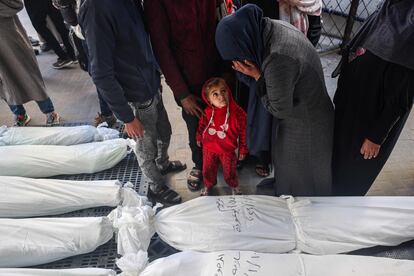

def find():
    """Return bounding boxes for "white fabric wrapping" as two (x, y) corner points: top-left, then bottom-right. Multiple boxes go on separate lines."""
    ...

(0, 124), (119, 146)
(0, 176), (145, 217)
(117, 251), (414, 276)
(0, 268), (116, 276)
(291, 196), (414, 254)
(0, 139), (128, 177)
(123, 195), (414, 254)
(0, 217), (114, 267)
(121, 195), (297, 252)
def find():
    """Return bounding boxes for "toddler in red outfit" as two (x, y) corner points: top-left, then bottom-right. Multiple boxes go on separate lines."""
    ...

(196, 77), (248, 196)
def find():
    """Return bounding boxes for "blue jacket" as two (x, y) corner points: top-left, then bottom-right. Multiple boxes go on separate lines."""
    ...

(79, 0), (160, 123)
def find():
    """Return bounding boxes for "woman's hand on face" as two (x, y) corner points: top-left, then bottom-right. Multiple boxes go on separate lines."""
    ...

(232, 60), (261, 81)
(360, 138), (381, 160)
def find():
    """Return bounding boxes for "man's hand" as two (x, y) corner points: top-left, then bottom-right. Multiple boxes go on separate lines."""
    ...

(124, 117), (145, 139)
(360, 138), (381, 159)
(232, 60), (261, 81)
(181, 94), (204, 118)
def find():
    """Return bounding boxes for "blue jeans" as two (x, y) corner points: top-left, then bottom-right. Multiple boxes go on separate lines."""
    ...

(8, 97), (54, 116)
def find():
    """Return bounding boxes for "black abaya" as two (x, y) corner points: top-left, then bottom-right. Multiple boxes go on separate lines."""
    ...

(333, 50), (414, 196)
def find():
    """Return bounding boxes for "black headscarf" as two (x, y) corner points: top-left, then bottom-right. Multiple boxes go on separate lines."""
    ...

(348, 0), (414, 70)
(215, 4), (272, 155)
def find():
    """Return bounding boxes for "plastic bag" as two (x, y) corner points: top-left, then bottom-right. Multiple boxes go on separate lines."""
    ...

(0, 124), (119, 146)
(0, 268), (116, 276)
(0, 176), (145, 218)
(117, 251), (414, 276)
(120, 195), (414, 254)
(0, 139), (128, 177)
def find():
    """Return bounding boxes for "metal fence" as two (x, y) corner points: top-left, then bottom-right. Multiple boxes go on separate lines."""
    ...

(317, 0), (381, 53)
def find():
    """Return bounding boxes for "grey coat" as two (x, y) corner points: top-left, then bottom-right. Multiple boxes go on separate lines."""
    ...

(0, 0), (48, 105)
(259, 19), (334, 195)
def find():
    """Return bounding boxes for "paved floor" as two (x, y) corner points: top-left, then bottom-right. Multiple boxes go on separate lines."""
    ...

(1, 11), (413, 201)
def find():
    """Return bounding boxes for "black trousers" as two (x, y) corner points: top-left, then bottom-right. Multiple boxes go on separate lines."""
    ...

(24, 0), (75, 60)
(178, 85), (204, 170)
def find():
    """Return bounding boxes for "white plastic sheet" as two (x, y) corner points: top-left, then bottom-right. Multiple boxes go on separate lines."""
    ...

(0, 268), (116, 276)
(0, 124), (119, 146)
(0, 176), (145, 217)
(117, 251), (414, 276)
(122, 195), (414, 254)
(0, 217), (114, 267)
(0, 139), (128, 177)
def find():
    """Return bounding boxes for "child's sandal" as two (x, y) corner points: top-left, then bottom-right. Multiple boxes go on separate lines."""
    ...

(200, 187), (211, 196)
(232, 187), (242, 195)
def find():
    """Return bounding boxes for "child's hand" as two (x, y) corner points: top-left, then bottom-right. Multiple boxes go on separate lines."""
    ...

(238, 154), (246, 161)
(196, 141), (201, 147)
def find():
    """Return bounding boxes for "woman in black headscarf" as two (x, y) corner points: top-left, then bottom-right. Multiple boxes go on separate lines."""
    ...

(332, 0), (414, 196)
(215, 4), (334, 196)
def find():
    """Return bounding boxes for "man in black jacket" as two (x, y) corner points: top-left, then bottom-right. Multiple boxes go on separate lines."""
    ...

(79, 0), (185, 205)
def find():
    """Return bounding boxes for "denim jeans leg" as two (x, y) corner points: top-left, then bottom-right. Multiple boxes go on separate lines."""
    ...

(155, 94), (172, 170)
(8, 104), (26, 116)
(36, 97), (55, 114)
(130, 95), (165, 191)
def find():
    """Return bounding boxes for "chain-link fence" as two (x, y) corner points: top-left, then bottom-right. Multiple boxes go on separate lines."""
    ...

(317, 0), (381, 53)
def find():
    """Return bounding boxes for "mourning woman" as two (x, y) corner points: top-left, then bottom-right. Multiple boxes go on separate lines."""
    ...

(215, 4), (334, 196)
(332, 0), (414, 195)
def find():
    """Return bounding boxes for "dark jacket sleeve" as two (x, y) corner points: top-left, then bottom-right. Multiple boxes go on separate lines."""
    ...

(366, 65), (413, 145)
(257, 54), (300, 119)
(144, 0), (190, 101)
(79, 1), (135, 123)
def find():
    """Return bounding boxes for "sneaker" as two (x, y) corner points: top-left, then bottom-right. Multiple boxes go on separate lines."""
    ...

(232, 187), (242, 195)
(46, 112), (60, 126)
(94, 112), (117, 128)
(14, 114), (31, 126)
(52, 58), (73, 69)
(41, 43), (51, 52)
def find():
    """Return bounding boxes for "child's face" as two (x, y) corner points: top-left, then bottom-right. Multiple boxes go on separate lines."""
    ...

(207, 83), (229, 108)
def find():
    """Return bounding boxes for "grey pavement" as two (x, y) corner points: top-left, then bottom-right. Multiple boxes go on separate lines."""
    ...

(1, 10), (413, 201)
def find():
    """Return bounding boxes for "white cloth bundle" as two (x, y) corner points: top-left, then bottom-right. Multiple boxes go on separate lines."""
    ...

(0, 124), (119, 146)
(0, 176), (145, 217)
(0, 139), (128, 177)
(0, 217), (114, 267)
(117, 251), (414, 276)
(0, 207), (147, 267)
(0, 268), (116, 276)
(120, 195), (414, 254)
(291, 196), (414, 254)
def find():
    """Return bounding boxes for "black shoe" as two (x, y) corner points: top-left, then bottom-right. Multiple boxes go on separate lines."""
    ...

(41, 43), (51, 52)
(29, 36), (40, 47)
(52, 57), (73, 69)
(148, 185), (182, 206)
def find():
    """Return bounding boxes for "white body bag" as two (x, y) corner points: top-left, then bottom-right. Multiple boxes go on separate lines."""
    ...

(0, 268), (116, 276)
(0, 139), (128, 177)
(0, 125), (119, 146)
(121, 195), (414, 254)
(0, 176), (144, 217)
(118, 251), (414, 276)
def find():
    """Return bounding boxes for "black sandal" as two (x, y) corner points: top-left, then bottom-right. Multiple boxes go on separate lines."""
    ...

(255, 164), (270, 178)
(187, 168), (202, 191)
(149, 185), (182, 206)
(160, 160), (187, 175)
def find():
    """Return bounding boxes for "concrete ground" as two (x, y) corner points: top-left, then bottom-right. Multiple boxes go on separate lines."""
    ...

(1, 10), (413, 201)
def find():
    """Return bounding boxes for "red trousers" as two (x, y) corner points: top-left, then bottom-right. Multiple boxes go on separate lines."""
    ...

(202, 149), (238, 188)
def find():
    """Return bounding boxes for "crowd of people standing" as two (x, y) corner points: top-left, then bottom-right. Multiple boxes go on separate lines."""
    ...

(0, 0), (412, 205)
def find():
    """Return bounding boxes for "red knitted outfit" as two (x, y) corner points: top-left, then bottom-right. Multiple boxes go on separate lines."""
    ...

(196, 81), (248, 189)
